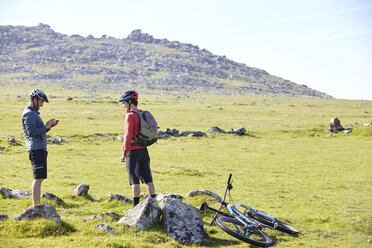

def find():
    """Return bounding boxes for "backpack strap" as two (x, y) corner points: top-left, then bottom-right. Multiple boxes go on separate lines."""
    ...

(129, 110), (141, 144)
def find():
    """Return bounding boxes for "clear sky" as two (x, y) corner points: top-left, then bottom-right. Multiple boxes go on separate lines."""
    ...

(1, 0), (371, 100)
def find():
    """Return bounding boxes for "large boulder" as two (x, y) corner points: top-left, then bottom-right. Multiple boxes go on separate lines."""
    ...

(155, 193), (183, 202)
(186, 189), (222, 202)
(15, 204), (61, 222)
(73, 184), (89, 196)
(0, 187), (31, 199)
(117, 197), (161, 229)
(159, 198), (207, 243)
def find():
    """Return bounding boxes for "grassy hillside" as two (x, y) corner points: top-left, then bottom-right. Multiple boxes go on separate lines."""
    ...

(0, 87), (371, 247)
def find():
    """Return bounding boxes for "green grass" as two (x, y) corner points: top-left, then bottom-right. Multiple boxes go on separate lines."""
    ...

(0, 87), (371, 247)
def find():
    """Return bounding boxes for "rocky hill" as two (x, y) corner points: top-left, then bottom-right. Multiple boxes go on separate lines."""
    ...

(0, 23), (331, 98)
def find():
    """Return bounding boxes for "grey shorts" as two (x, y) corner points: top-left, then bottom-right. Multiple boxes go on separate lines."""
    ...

(126, 148), (153, 185)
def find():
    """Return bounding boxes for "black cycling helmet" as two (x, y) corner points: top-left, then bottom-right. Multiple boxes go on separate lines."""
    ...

(119, 91), (138, 102)
(29, 89), (49, 103)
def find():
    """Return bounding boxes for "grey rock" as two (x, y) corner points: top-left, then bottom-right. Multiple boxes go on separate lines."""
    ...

(181, 131), (206, 137)
(117, 135), (124, 141)
(66, 97), (73, 100)
(95, 223), (118, 234)
(186, 189), (222, 202)
(159, 198), (207, 243)
(1, 187), (31, 199)
(0, 214), (8, 221)
(47, 138), (60, 144)
(95, 133), (114, 139)
(226, 128), (235, 133)
(234, 127), (246, 135)
(206, 127), (225, 133)
(108, 194), (133, 204)
(155, 193), (183, 202)
(8, 137), (15, 143)
(342, 129), (352, 134)
(165, 128), (179, 135)
(42, 192), (65, 204)
(73, 184), (89, 196)
(117, 197), (161, 229)
(15, 204), (61, 222)
(158, 131), (170, 139)
(84, 212), (121, 222)
(329, 118), (344, 132)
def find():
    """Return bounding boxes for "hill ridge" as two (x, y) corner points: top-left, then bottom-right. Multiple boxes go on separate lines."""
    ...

(0, 23), (331, 98)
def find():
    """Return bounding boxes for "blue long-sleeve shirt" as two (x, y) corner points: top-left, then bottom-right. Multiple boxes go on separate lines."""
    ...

(21, 106), (49, 151)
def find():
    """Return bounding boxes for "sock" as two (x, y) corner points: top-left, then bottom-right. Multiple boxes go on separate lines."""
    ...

(33, 200), (41, 206)
(133, 197), (140, 207)
(150, 194), (157, 198)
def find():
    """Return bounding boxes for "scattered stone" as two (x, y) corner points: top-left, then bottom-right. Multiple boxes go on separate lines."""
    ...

(234, 127), (247, 135)
(73, 184), (89, 196)
(182, 131), (206, 137)
(206, 127), (225, 133)
(42, 192), (65, 204)
(329, 117), (345, 132)
(15, 204), (61, 222)
(66, 97), (73, 101)
(226, 128), (235, 134)
(186, 189), (222, 202)
(95, 224), (118, 234)
(95, 133), (114, 139)
(160, 198), (207, 243)
(117, 197), (161, 229)
(183, 169), (201, 173)
(117, 135), (124, 141)
(107, 194), (133, 204)
(0, 187), (31, 199)
(342, 129), (352, 134)
(363, 123), (371, 127)
(58, 138), (69, 143)
(0, 214), (8, 221)
(84, 212), (121, 222)
(158, 131), (170, 139)
(47, 138), (60, 144)
(165, 128), (179, 136)
(8, 137), (15, 143)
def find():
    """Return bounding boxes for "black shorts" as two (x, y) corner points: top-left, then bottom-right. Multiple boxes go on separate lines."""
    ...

(126, 148), (153, 185)
(28, 149), (48, 179)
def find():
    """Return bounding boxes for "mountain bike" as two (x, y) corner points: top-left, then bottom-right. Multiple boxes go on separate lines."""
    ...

(200, 174), (299, 247)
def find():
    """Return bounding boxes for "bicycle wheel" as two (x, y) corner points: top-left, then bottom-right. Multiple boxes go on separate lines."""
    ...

(249, 213), (300, 235)
(216, 216), (274, 247)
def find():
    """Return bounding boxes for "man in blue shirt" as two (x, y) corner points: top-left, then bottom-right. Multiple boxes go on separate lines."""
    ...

(21, 89), (58, 206)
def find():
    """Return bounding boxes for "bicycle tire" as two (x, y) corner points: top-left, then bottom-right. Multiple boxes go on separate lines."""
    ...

(249, 214), (300, 235)
(216, 216), (274, 247)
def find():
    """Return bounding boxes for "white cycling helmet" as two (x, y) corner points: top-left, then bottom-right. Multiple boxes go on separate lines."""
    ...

(29, 89), (49, 103)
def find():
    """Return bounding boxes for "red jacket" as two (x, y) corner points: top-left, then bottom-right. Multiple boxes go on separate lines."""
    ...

(122, 111), (145, 156)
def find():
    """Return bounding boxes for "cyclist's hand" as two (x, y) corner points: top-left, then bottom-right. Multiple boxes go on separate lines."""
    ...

(45, 119), (56, 129)
(120, 155), (126, 163)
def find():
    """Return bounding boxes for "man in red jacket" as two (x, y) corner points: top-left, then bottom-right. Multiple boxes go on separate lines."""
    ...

(119, 91), (156, 207)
